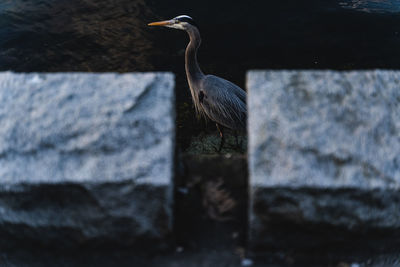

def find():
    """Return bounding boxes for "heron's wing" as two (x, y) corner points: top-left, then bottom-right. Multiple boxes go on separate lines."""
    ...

(199, 75), (247, 131)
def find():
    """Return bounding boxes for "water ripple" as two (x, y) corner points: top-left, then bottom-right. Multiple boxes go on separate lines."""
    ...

(339, 0), (400, 13)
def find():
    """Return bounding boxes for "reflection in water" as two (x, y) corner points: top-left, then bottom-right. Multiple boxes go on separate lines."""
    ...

(339, 0), (400, 13)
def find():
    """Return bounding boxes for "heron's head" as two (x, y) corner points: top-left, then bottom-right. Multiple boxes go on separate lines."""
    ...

(148, 15), (198, 31)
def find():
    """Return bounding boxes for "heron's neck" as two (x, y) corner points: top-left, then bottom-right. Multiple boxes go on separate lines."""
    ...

(185, 27), (204, 86)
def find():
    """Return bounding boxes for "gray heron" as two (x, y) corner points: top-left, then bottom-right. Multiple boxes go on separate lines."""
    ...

(148, 15), (247, 151)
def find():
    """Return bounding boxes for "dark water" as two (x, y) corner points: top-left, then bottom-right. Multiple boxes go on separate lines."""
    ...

(1, 0), (400, 148)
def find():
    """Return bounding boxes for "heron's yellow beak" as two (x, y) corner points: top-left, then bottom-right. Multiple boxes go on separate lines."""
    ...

(148, 20), (173, 27)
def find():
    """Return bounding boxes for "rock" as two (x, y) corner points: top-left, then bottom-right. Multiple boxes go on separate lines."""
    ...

(0, 72), (175, 249)
(247, 70), (400, 251)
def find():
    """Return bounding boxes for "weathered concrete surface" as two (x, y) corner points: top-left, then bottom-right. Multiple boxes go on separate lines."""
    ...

(0, 72), (175, 249)
(247, 70), (400, 251)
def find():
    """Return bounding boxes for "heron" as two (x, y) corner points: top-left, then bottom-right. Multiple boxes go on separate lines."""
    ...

(148, 15), (247, 151)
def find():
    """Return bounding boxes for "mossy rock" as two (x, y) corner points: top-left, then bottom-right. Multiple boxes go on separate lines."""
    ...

(185, 133), (247, 154)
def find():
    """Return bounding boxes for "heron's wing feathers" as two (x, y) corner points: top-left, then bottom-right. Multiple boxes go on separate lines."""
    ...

(199, 75), (247, 131)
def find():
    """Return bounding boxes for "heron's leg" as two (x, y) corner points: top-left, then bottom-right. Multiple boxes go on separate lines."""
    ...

(216, 123), (225, 152)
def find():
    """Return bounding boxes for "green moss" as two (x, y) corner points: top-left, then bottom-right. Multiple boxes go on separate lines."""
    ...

(185, 133), (247, 155)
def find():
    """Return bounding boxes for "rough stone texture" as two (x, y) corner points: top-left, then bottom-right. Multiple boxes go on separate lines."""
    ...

(0, 72), (175, 249)
(247, 70), (400, 251)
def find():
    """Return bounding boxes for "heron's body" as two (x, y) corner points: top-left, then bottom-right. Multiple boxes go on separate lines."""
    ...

(198, 75), (246, 131)
(149, 15), (247, 150)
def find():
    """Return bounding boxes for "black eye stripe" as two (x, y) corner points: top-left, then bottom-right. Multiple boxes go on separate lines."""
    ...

(176, 17), (198, 27)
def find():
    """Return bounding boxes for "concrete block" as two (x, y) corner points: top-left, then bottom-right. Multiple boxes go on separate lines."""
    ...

(248, 70), (400, 251)
(0, 72), (175, 249)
